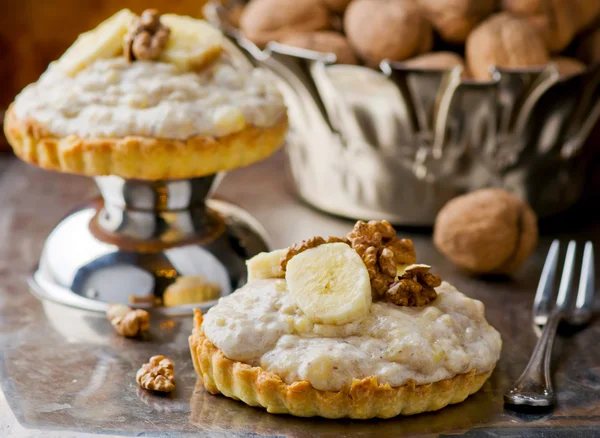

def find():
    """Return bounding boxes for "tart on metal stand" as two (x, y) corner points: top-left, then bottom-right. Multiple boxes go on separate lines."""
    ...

(190, 221), (502, 419)
(3, 9), (288, 315)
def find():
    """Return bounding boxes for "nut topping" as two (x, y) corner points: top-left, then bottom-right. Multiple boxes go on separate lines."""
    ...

(107, 303), (150, 337)
(347, 220), (416, 299)
(387, 264), (441, 306)
(124, 9), (170, 62)
(136, 355), (175, 393)
(379, 247), (397, 277)
(280, 220), (440, 307)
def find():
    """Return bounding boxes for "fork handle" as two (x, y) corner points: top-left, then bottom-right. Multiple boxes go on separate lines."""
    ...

(504, 311), (561, 407)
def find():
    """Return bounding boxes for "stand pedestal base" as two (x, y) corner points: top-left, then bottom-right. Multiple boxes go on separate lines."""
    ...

(29, 176), (270, 315)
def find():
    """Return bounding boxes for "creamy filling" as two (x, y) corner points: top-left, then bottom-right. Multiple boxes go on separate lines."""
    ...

(13, 56), (285, 140)
(203, 279), (502, 392)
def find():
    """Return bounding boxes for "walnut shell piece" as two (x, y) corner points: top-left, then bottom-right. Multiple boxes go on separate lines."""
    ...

(386, 264), (441, 306)
(417, 0), (496, 44)
(124, 9), (170, 62)
(279, 31), (358, 65)
(466, 13), (550, 81)
(240, 0), (331, 48)
(433, 188), (539, 275)
(136, 355), (175, 393)
(344, 0), (433, 65)
(106, 303), (150, 337)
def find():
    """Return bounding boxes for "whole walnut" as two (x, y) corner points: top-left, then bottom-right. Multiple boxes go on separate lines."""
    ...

(322, 0), (352, 14)
(226, 4), (245, 29)
(344, 0), (433, 65)
(466, 13), (549, 80)
(279, 31), (358, 65)
(240, 0), (331, 48)
(550, 57), (587, 77)
(576, 27), (600, 65)
(433, 188), (539, 275)
(576, 1), (600, 30)
(502, 0), (600, 52)
(417, 0), (496, 44)
(402, 52), (465, 70)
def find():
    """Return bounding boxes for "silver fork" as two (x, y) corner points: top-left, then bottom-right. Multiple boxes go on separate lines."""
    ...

(504, 240), (595, 407)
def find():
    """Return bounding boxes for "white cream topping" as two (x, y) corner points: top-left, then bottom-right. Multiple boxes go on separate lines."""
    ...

(203, 279), (501, 392)
(13, 56), (285, 140)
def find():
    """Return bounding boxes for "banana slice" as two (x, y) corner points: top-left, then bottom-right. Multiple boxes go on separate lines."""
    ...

(159, 14), (223, 71)
(56, 9), (136, 76)
(285, 243), (372, 325)
(246, 249), (288, 281)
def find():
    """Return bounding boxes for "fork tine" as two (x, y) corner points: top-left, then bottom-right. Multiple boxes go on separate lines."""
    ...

(570, 241), (595, 325)
(506, 240), (594, 407)
(533, 240), (560, 325)
(556, 240), (577, 310)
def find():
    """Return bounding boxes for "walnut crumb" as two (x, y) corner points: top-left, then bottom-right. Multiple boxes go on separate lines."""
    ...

(124, 9), (170, 62)
(107, 303), (150, 337)
(347, 220), (417, 299)
(280, 236), (349, 271)
(386, 264), (441, 306)
(136, 355), (175, 393)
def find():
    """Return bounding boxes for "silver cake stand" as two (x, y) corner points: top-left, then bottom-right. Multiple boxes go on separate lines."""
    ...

(28, 174), (271, 316)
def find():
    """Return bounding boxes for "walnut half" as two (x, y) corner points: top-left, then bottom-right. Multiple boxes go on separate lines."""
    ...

(136, 355), (175, 393)
(107, 303), (150, 337)
(386, 264), (441, 306)
(347, 220), (417, 299)
(124, 9), (170, 62)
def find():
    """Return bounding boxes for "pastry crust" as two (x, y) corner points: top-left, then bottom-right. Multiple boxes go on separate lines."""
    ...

(3, 105), (287, 180)
(189, 309), (494, 419)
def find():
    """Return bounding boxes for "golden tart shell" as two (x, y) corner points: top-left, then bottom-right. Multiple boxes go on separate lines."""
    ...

(189, 309), (494, 419)
(3, 105), (287, 180)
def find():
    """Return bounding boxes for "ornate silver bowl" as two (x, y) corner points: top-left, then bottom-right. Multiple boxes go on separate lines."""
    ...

(205, 2), (600, 226)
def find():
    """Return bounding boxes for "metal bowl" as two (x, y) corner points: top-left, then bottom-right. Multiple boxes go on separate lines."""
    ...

(205, 1), (600, 226)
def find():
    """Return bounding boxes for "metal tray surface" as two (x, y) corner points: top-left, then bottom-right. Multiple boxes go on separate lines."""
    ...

(1, 153), (599, 437)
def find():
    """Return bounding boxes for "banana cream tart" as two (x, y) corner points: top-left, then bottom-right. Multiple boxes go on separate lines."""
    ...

(12, 52), (284, 140)
(4, 9), (287, 180)
(190, 221), (502, 419)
